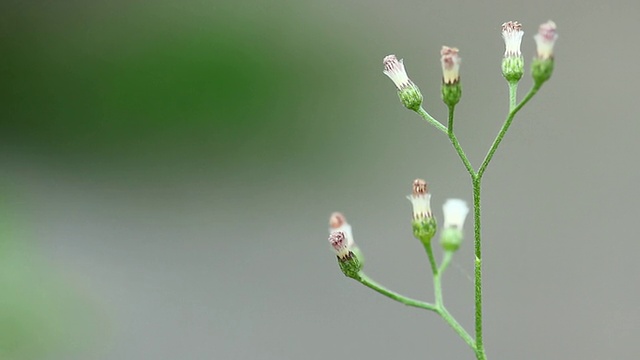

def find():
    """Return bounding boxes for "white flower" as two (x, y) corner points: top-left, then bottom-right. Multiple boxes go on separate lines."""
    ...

(406, 179), (432, 220)
(502, 21), (524, 58)
(534, 20), (558, 60)
(383, 54), (414, 90)
(440, 46), (461, 84)
(442, 199), (469, 230)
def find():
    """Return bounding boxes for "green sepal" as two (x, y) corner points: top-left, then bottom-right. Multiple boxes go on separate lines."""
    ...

(412, 217), (437, 246)
(440, 227), (463, 252)
(441, 82), (462, 107)
(337, 249), (363, 280)
(398, 85), (423, 111)
(531, 58), (554, 86)
(502, 57), (524, 83)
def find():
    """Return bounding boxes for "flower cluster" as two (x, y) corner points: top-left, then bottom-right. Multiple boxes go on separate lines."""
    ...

(325, 21), (558, 358)
(380, 20), (556, 112)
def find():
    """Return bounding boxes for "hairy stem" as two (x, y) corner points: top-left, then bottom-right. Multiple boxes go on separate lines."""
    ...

(472, 176), (486, 360)
(416, 107), (448, 134)
(509, 81), (518, 111)
(477, 83), (541, 177)
(447, 106), (476, 178)
(467, 82), (542, 360)
(407, 81), (542, 360)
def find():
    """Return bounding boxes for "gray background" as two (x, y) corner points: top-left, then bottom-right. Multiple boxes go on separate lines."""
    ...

(1, 0), (639, 359)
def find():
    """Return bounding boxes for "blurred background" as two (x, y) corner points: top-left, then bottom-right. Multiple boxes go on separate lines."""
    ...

(1, 0), (639, 359)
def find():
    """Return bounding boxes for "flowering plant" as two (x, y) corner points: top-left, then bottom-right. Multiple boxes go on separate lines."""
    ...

(327, 20), (557, 360)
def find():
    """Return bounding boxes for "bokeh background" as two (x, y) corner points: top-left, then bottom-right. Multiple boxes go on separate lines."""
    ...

(1, 0), (639, 359)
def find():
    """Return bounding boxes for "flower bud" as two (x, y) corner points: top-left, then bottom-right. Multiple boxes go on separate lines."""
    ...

(532, 20), (557, 86)
(501, 21), (524, 83)
(440, 46), (462, 107)
(383, 55), (423, 111)
(328, 213), (362, 279)
(328, 231), (362, 279)
(534, 20), (557, 61)
(407, 179), (437, 245)
(439, 199), (469, 252)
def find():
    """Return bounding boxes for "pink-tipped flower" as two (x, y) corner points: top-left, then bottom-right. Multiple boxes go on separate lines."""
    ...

(383, 55), (413, 90)
(501, 21), (524, 82)
(440, 46), (462, 107)
(328, 231), (352, 260)
(531, 20), (557, 85)
(440, 46), (461, 85)
(328, 213), (363, 278)
(407, 179), (432, 220)
(534, 20), (558, 60)
(407, 179), (437, 244)
(502, 21), (524, 58)
(329, 212), (354, 249)
(383, 55), (423, 111)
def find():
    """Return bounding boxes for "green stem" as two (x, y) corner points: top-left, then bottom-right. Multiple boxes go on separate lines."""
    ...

(433, 251), (452, 306)
(358, 270), (476, 352)
(472, 176), (486, 360)
(433, 266), (444, 308)
(469, 82), (541, 360)
(423, 242), (439, 276)
(447, 105), (476, 178)
(509, 81), (518, 111)
(432, 250), (476, 352)
(439, 306), (477, 352)
(438, 250), (453, 275)
(477, 83), (541, 178)
(407, 82), (541, 360)
(416, 107), (448, 134)
(357, 272), (438, 312)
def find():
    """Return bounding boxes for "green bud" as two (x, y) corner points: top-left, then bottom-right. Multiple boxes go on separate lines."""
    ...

(412, 217), (437, 245)
(398, 85), (423, 111)
(502, 56), (524, 83)
(531, 58), (554, 86)
(441, 82), (462, 108)
(337, 249), (363, 280)
(440, 227), (463, 252)
(329, 231), (363, 279)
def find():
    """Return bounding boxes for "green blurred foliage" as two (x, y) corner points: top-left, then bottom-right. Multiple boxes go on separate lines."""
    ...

(0, 1), (364, 171)
(0, 195), (100, 359)
(0, 2), (369, 356)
